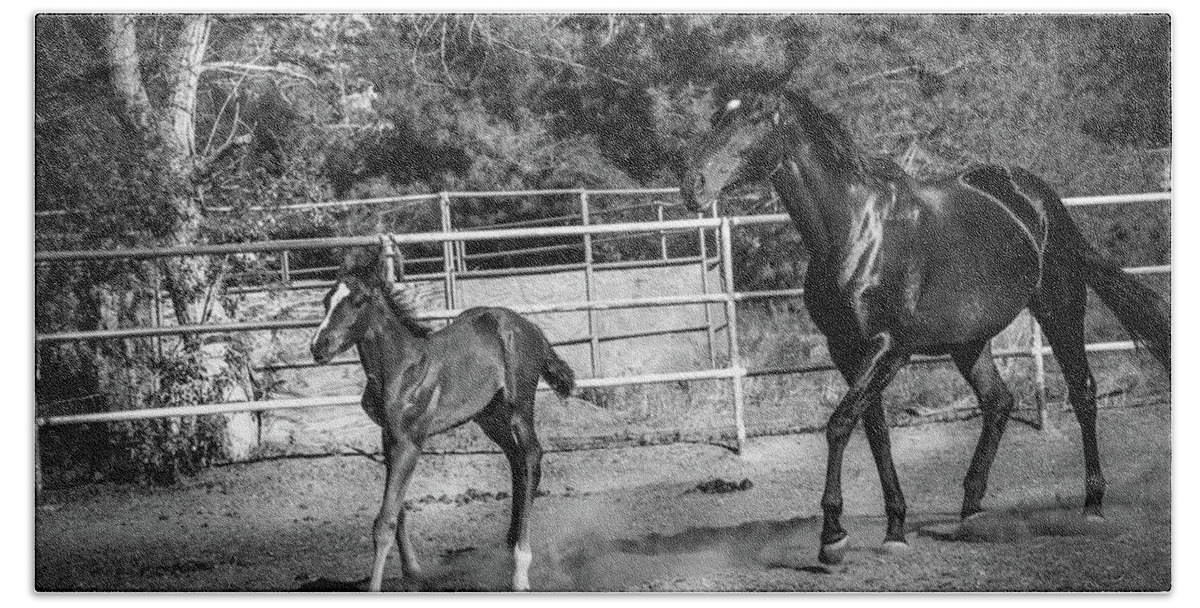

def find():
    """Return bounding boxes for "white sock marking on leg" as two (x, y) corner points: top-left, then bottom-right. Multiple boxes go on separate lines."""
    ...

(512, 540), (532, 591)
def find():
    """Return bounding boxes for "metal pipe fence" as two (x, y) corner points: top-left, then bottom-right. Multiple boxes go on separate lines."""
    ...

(35, 188), (1171, 457)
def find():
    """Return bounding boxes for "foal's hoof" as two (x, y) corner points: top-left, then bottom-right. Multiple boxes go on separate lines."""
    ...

(818, 536), (849, 565)
(880, 540), (909, 555)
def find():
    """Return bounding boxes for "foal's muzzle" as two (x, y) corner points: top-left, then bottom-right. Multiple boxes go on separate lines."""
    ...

(310, 335), (334, 365)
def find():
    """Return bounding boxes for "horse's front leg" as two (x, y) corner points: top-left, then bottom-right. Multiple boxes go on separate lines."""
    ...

(369, 428), (423, 592)
(819, 333), (910, 565)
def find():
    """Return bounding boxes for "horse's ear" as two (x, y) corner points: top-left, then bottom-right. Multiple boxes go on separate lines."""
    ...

(772, 110), (781, 125)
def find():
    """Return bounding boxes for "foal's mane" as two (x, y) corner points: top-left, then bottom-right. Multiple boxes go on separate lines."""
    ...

(383, 284), (433, 339)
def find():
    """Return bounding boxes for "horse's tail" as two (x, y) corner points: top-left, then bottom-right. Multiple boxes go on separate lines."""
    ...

(541, 343), (576, 399)
(1022, 168), (1171, 372)
(1077, 248), (1171, 370)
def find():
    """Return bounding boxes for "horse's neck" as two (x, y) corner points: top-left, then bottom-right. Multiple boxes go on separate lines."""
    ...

(772, 150), (868, 265)
(357, 299), (427, 385)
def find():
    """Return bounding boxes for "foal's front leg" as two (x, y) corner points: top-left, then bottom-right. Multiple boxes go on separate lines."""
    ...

(819, 333), (910, 565)
(369, 429), (422, 592)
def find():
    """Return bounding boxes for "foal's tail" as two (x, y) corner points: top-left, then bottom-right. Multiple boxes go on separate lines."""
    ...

(1078, 250), (1171, 371)
(541, 344), (576, 399)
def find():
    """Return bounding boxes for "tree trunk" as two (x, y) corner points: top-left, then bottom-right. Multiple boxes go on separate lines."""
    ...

(104, 15), (257, 466)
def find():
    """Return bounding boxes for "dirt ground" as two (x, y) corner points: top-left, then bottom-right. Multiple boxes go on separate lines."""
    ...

(35, 401), (1170, 593)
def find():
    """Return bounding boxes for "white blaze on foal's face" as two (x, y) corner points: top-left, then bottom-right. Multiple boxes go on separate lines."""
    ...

(312, 282), (351, 348)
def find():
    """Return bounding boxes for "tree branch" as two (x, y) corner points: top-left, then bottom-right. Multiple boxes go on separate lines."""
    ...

(202, 52), (261, 159)
(478, 22), (630, 87)
(203, 61), (318, 86)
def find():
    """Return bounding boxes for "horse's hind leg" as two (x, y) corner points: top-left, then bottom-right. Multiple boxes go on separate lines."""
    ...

(369, 428), (423, 592)
(952, 341), (1017, 520)
(1032, 289), (1104, 520)
(478, 390), (543, 591)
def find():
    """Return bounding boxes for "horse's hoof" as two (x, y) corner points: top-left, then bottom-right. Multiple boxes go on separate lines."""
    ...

(818, 536), (849, 565)
(880, 540), (909, 555)
(1085, 513), (1106, 524)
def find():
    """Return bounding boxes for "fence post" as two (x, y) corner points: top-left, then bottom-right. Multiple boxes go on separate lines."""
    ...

(34, 347), (42, 499)
(35, 422), (43, 501)
(720, 218), (747, 453)
(281, 250), (291, 285)
(1030, 314), (1048, 430)
(456, 241), (468, 273)
(152, 270), (163, 363)
(580, 191), (600, 378)
(439, 192), (457, 313)
(697, 214), (717, 368)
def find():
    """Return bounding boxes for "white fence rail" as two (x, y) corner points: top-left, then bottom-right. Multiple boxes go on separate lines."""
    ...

(35, 189), (1171, 455)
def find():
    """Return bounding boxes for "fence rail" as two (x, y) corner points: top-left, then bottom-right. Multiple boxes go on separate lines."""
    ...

(35, 188), (1171, 456)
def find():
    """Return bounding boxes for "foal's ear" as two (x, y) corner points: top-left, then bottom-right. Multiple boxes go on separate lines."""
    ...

(375, 249), (394, 290)
(340, 245), (384, 282)
(772, 110), (781, 125)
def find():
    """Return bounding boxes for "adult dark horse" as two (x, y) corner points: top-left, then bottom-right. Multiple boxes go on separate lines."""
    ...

(310, 246), (575, 591)
(682, 90), (1170, 565)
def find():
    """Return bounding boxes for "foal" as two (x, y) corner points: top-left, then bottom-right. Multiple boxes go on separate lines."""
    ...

(310, 246), (575, 591)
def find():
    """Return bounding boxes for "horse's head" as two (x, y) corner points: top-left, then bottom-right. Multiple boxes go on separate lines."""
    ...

(310, 246), (388, 364)
(683, 90), (862, 214)
(681, 94), (788, 213)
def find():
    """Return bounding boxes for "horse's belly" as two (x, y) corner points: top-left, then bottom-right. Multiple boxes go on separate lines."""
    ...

(906, 274), (1036, 349)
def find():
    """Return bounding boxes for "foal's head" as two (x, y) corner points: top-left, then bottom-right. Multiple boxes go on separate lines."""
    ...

(681, 90), (861, 213)
(309, 247), (390, 364)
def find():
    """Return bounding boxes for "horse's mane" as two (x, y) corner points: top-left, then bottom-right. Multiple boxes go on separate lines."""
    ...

(778, 90), (905, 183)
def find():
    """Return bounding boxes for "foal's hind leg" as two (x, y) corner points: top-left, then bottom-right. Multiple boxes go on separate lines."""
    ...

(952, 341), (1017, 520)
(1032, 296), (1104, 520)
(478, 392), (543, 591)
(507, 406), (542, 591)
